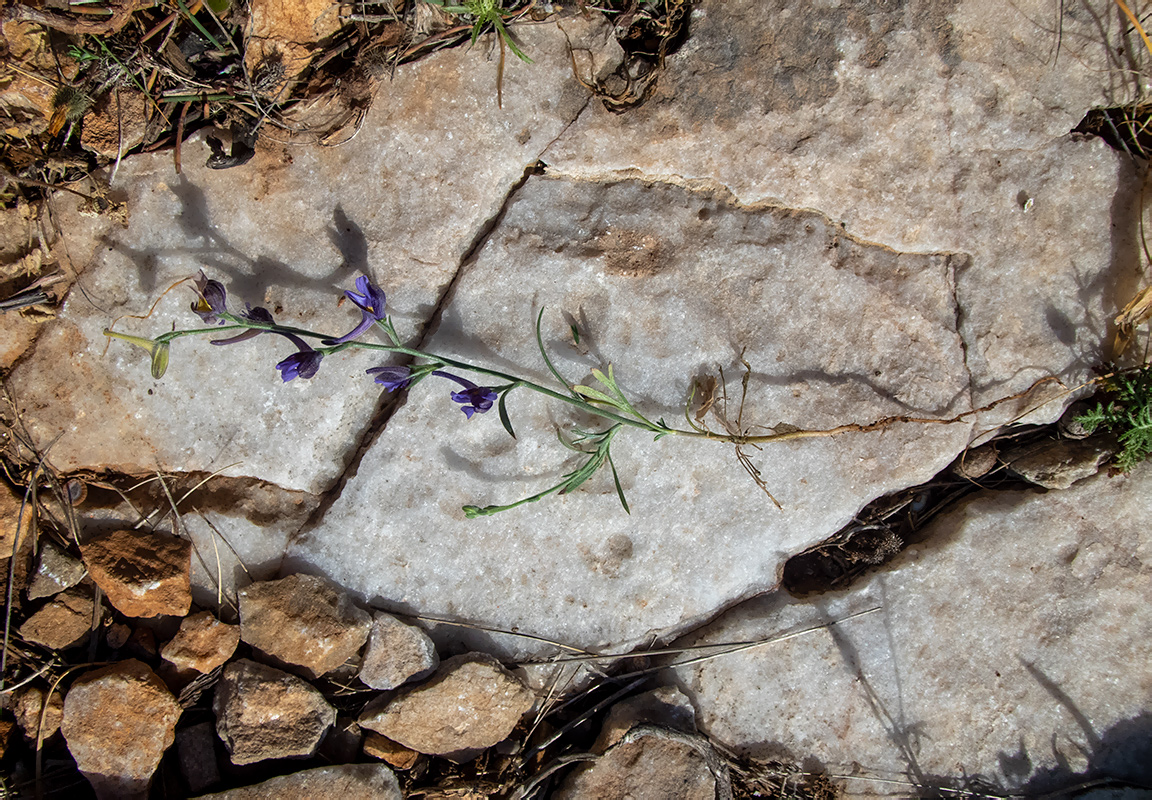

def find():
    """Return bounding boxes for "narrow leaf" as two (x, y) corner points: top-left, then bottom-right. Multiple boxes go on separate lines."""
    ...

(607, 450), (630, 514)
(573, 385), (627, 409)
(536, 307), (577, 395)
(498, 388), (516, 439)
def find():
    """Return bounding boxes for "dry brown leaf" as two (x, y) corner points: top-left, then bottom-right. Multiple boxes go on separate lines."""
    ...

(694, 376), (717, 423)
(1113, 285), (1152, 357)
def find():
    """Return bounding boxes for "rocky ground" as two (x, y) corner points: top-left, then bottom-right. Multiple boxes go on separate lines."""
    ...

(1, 0), (1151, 798)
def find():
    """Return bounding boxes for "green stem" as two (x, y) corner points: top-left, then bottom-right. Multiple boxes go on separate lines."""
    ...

(135, 319), (832, 444)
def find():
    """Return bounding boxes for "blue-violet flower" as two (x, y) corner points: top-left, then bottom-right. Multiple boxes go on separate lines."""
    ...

(276, 344), (323, 381)
(433, 370), (498, 419)
(325, 276), (387, 345)
(367, 365), (413, 392)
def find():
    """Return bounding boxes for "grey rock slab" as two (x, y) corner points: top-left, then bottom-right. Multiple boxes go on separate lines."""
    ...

(357, 612), (439, 690)
(673, 461), (1152, 796)
(286, 174), (974, 653)
(213, 658), (336, 765)
(5, 14), (615, 493)
(193, 763), (401, 800)
(545, 0), (1131, 418)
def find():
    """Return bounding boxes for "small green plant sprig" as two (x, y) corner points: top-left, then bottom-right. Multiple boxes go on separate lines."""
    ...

(104, 273), (979, 517)
(1074, 364), (1152, 472)
(424, 0), (532, 106)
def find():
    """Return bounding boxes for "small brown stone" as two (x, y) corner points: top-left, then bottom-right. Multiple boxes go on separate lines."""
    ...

(362, 732), (419, 770)
(106, 622), (131, 649)
(0, 484), (34, 556)
(27, 539), (87, 600)
(553, 727), (727, 800)
(161, 611), (240, 674)
(238, 574), (371, 679)
(80, 529), (191, 618)
(358, 653), (535, 762)
(358, 612), (438, 690)
(80, 88), (148, 159)
(193, 763), (402, 800)
(61, 660), (183, 800)
(213, 658), (335, 765)
(11, 684), (64, 743)
(0, 719), (14, 758)
(126, 626), (158, 660)
(18, 586), (95, 650)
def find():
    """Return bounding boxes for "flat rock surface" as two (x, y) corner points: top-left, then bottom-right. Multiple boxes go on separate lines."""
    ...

(675, 462), (1152, 795)
(2, 2), (1149, 791)
(6, 16), (615, 495)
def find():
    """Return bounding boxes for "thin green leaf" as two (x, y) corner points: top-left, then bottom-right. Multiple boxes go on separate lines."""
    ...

(607, 450), (630, 514)
(536, 308), (578, 396)
(498, 387), (517, 440)
(572, 384), (626, 408)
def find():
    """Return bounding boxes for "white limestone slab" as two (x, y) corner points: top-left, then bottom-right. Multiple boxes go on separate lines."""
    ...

(7, 16), (614, 493)
(544, 0), (1133, 417)
(674, 462), (1152, 796)
(284, 175), (974, 653)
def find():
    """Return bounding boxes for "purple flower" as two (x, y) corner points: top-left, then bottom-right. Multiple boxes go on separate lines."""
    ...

(276, 345), (323, 381)
(433, 370), (498, 419)
(367, 365), (413, 392)
(325, 276), (388, 345)
(191, 270), (228, 324)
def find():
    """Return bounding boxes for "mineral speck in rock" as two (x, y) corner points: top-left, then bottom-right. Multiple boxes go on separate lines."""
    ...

(358, 652), (535, 762)
(61, 659), (183, 800)
(238, 573), (371, 679)
(212, 658), (335, 765)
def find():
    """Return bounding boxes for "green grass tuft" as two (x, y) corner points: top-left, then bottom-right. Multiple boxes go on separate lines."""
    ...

(1075, 364), (1152, 472)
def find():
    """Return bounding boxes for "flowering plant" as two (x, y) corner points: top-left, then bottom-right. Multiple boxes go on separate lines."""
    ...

(104, 273), (981, 517)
